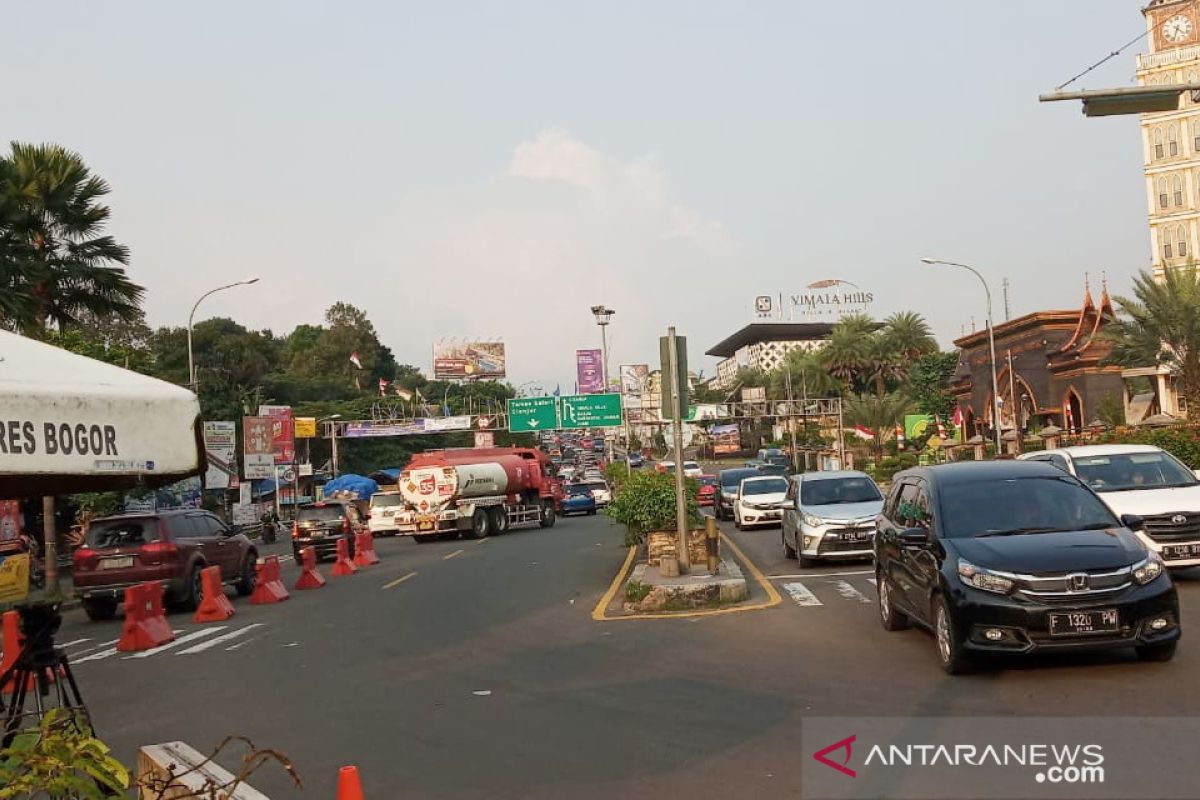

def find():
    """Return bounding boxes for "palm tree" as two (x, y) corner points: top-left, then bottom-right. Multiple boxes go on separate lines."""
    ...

(863, 336), (905, 398)
(820, 316), (874, 387)
(0, 142), (142, 334)
(845, 392), (913, 460)
(883, 311), (938, 362)
(1104, 268), (1200, 420)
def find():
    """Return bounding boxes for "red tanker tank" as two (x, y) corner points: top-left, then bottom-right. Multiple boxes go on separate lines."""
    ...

(400, 448), (552, 512)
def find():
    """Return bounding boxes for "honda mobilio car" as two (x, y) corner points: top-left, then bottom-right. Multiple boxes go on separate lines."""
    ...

(874, 461), (1179, 674)
(73, 510), (259, 621)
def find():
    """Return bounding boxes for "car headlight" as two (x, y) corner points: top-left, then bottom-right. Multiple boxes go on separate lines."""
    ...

(1132, 554), (1164, 585)
(957, 560), (1014, 595)
(801, 513), (824, 528)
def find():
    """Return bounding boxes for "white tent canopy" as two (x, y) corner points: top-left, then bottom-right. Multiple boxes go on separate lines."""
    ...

(0, 329), (203, 496)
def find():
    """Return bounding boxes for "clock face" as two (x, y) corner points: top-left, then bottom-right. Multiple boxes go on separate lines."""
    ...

(1164, 13), (1194, 44)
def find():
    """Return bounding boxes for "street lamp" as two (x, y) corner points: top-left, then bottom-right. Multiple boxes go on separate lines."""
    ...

(921, 258), (1002, 454)
(590, 305), (617, 464)
(188, 278), (260, 389)
(320, 414), (342, 478)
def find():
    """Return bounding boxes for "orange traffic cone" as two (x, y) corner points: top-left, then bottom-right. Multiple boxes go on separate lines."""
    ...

(331, 537), (357, 577)
(337, 766), (364, 800)
(295, 546), (326, 590)
(1, 610), (28, 694)
(193, 566), (236, 623)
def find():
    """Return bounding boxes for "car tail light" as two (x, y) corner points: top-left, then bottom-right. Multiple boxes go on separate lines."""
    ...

(292, 523), (300, 540)
(139, 540), (179, 566)
(73, 547), (99, 571)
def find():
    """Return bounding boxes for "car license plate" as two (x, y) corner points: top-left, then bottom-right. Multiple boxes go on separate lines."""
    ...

(101, 556), (133, 569)
(1048, 609), (1119, 637)
(1162, 542), (1200, 560)
(845, 530), (871, 543)
(417, 520), (435, 532)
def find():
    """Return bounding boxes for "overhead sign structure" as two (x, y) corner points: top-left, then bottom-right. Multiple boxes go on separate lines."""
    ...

(560, 394), (623, 429)
(507, 397), (559, 433)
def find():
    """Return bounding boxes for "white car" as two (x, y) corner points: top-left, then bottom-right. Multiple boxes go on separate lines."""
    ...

(580, 479), (612, 506)
(367, 491), (403, 536)
(682, 461), (703, 478)
(1018, 444), (1200, 568)
(734, 475), (790, 529)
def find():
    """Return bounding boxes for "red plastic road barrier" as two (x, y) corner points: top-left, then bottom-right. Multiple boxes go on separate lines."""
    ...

(117, 583), (175, 652)
(250, 556), (290, 604)
(337, 766), (365, 800)
(294, 546), (326, 590)
(331, 537), (358, 577)
(353, 532), (380, 567)
(193, 566), (236, 623)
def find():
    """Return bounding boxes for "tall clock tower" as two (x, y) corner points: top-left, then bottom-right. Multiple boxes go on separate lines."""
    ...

(1138, 1), (1200, 277)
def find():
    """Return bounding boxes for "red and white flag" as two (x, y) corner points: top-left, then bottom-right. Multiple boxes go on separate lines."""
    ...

(379, 377), (389, 396)
(895, 424), (906, 450)
(951, 405), (964, 428)
(851, 425), (875, 441)
(349, 352), (363, 370)
(1064, 400), (1075, 432)
(936, 417), (948, 439)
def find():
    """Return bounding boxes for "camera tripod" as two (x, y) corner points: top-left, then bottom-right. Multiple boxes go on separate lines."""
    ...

(0, 602), (90, 748)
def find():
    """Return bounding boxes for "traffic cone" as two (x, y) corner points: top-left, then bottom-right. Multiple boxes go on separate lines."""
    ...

(353, 532), (379, 567)
(294, 546), (326, 590)
(193, 566), (236, 623)
(337, 766), (364, 800)
(331, 537), (357, 577)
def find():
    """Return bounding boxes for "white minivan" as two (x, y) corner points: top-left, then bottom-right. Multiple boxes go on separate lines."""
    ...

(1019, 444), (1200, 567)
(368, 491), (404, 537)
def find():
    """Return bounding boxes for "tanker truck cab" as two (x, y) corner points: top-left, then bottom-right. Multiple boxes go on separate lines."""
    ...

(397, 447), (560, 542)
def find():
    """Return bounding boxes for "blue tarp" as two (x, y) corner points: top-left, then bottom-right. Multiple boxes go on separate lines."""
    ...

(322, 474), (380, 499)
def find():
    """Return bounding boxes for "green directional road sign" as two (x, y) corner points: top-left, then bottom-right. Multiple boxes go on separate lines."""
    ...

(560, 393), (623, 429)
(506, 396), (559, 432)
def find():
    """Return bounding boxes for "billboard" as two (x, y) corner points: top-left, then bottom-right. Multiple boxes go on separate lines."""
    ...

(433, 341), (507, 380)
(202, 421), (237, 490)
(711, 423), (740, 455)
(258, 405), (295, 464)
(620, 364), (649, 395)
(243, 416), (274, 480)
(576, 349), (604, 394)
(294, 417), (317, 439)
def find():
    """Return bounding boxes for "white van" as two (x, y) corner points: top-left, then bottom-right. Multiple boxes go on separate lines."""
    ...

(368, 491), (404, 537)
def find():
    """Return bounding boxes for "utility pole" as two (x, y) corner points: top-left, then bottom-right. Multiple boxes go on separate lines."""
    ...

(1002, 278), (1011, 322)
(667, 327), (689, 574)
(784, 361), (800, 473)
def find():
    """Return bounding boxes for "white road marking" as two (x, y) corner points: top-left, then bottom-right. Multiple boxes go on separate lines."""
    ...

(769, 569), (873, 580)
(867, 577), (877, 586)
(74, 647), (120, 664)
(382, 572), (417, 590)
(443, 549), (464, 560)
(278, 554), (294, 563)
(832, 580), (873, 604)
(177, 624), (263, 654)
(225, 637), (258, 651)
(782, 582), (823, 607)
(123, 627), (225, 659)
(71, 638), (121, 659)
(60, 638), (92, 649)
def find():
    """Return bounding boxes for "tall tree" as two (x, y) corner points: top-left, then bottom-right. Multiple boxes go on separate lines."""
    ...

(0, 142), (142, 335)
(883, 311), (938, 362)
(845, 392), (913, 460)
(1104, 268), (1200, 420)
(909, 351), (959, 418)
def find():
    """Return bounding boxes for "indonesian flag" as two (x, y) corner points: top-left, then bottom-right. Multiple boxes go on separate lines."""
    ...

(936, 417), (948, 439)
(379, 377), (389, 396)
(895, 424), (906, 450)
(952, 405), (964, 428)
(851, 425), (875, 441)
(1064, 400), (1075, 432)
(349, 352), (363, 370)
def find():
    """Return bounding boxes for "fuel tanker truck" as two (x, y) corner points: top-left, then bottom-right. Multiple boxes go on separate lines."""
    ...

(396, 447), (563, 541)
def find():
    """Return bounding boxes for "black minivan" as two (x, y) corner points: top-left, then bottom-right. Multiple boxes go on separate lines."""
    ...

(874, 461), (1179, 674)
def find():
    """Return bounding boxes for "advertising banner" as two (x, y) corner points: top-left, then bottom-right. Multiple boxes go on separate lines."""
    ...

(294, 417), (317, 439)
(0, 553), (30, 604)
(433, 341), (507, 380)
(0, 500), (21, 549)
(620, 364), (649, 395)
(474, 432), (495, 448)
(344, 421), (425, 438)
(576, 349), (604, 393)
(422, 416), (472, 432)
(258, 405), (295, 464)
(202, 421), (237, 490)
(710, 423), (741, 455)
(243, 416), (274, 480)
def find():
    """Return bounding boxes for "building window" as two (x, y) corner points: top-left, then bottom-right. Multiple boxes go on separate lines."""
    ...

(1175, 174), (1184, 206)
(1170, 124), (1180, 157)
(1179, 225), (1189, 258)
(1160, 176), (1170, 209)
(1155, 128), (1165, 160)
(1193, 120), (1200, 152)
(1165, 229), (1174, 259)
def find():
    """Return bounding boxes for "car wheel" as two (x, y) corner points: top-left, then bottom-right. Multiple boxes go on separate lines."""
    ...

(177, 565), (203, 611)
(539, 501), (557, 529)
(489, 506), (511, 535)
(782, 531), (797, 559)
(798, 553), (815, 568)
(877, 570), (910, 631)
(1135, 641), (1177, 662)
(235, 554), (257, 597)
(469, 508), (490, 539)
(587, 509), (597, 516)
(933, 596), (972, 675)
(82, 598), (117, 622)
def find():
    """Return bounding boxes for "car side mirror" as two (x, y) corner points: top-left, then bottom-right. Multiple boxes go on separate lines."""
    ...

(1120, 513), (1145, 531)
(898, 527), (930, 546)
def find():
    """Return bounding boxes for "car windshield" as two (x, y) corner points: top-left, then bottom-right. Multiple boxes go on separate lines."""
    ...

(87, 519), (156, 548)
(938, 476), (1118, 538)
(801, 477), (882, 506)
(370, 494), (402, 507)
(683, 462), (699, 470)
(567, 484), (593, 496)
(581, 481), (607, 492)
(699, 476), (718, 486)
(1072, 451), (1197, 492)
(298, 506), (345, 522)
(742, 478), (788, 495)
(720, 469), (759, 489)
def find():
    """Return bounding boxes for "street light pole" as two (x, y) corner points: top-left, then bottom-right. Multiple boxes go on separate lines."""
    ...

(320, 414), (342, 479)
(921, 258), (1003, 454)
(590, 305), (618, 466)
(188, 278), (260, 389)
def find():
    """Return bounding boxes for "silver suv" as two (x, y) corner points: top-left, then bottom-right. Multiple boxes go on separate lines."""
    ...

(781, 471), (884, 567)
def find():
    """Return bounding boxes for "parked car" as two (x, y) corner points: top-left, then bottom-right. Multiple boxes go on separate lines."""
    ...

(580, 479), (612, 506)
(628, 452), (645, 468)
(682, 461), (703, 478)
(292, 502), (361, 562)
(656, 460), (675, 474)
(697, 474), (719, 506)
(1019, 444), (1200, 569)
(562, 483), (599, 516)
(781, 471), (884, 567)
(715, 468), (761, 520)
(367, 491), (403, 537)
(73, 510), (259, 621)
(875, 461), (1179, 674)
(755, 464), (790, 477)
(734, 475), (790, 529)
(757, 448), (791, 468)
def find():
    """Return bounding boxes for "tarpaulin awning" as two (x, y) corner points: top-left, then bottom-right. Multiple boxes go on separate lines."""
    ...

(321, 474), (379, 499)
(0, 330), (203, 496)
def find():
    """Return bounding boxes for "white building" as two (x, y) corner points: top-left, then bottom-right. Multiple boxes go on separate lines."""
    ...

(706, 323), (835, 391)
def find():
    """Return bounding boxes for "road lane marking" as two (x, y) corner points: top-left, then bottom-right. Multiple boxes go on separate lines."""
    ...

(768, 569), (873, 580)
(123, 628), (226, 659)
(382, 572), (417, 590)
(473, 538), (489, 546)
(782, 582), (823, 607)
(443, 549), (464, 560)
(832, 580), (873, 604)
(867, 577), (877, 585)
(177, 624), (264, 654)
(74, 646), (120, 663)
(60, 638), (92, 649)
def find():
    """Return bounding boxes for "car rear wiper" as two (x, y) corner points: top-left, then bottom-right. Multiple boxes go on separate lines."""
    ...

(975, 526), (1062, 537)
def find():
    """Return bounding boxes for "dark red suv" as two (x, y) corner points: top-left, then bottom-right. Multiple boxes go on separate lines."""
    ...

(73, 510), (258, 621)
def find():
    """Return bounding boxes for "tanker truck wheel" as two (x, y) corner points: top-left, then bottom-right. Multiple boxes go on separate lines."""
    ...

(489, 506), (511, 535)
(469, 508), (491, 539)
(539, 500), (557, 529)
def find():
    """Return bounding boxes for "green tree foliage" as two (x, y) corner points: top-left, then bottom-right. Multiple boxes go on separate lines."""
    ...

(0, 708), (130, 799)
(909, 351), (959, 418)
(45, 308), (154, 372)
(1104, 268), (1200, 420)
(606, 470), (701, 546)
(0, 142), (142, 335)
(845, 392), (914, 460)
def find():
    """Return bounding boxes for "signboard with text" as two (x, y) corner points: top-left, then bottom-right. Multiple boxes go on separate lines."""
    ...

(576, 349), (604, 393)
(560, 394), (622, 429)
(202, 421), (237, 489)
(433, 341), (507, 380)
(258, 405), (295, 464)
(242, 416), (274, 480)
(507, 397), (559, 432)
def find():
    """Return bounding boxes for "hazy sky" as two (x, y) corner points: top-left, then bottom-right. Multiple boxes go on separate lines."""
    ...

(5, 2), (1155, 390)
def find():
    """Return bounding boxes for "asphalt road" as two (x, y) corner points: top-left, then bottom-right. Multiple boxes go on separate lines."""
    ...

(41, 508), (1200, 798)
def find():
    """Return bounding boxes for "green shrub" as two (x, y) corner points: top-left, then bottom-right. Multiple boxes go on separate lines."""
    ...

(1099, 427), (1200, 468)
(0, 708), (129, 799)
(606, 470), (701, 545)
(625, 580), (652, 602)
